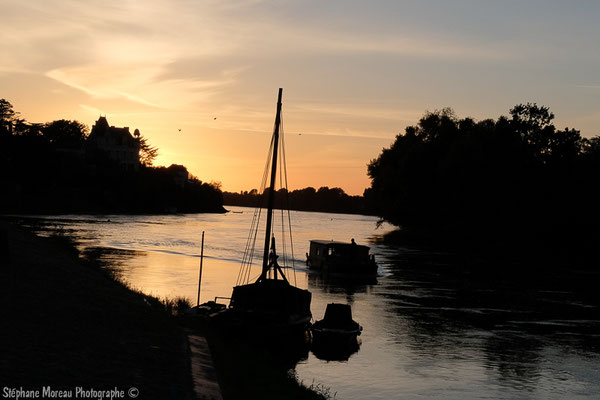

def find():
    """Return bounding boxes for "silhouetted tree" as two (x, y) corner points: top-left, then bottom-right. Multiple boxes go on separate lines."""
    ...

(367, 104), (600, 247)
(0, 97), (224, 214)
(0, 99), (18, 136)
(42, 120), (88, 147)
(134, 129), (158, 167)
(582, 136), (600, 162)
(0, 98), (17, 120)
(223, 185), (371, 214)
(509, 103), (584, 164)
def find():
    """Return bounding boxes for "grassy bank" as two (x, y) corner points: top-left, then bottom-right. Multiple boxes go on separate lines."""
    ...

(1, 219), (328, 400)
(0, 221), (194, 398)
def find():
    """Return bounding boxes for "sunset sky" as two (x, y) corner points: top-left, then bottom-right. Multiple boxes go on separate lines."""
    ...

(2, 0), (599, 195)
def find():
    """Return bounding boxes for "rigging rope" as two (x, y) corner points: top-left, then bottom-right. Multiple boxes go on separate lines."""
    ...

(235, 97), (298, 286)
(279, 118), (298, 286)
(237, 131), (274, 285)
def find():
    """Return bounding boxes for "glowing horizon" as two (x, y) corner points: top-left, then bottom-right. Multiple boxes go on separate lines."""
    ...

(2, 1), (600, 195)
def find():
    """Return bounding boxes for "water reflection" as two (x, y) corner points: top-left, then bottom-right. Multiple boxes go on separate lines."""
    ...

(311, 337), (361, 362)
(372, 249), (600, 394)
(299, 236), (600, 397)
(6, 211), (600, 399)
(484, 333), (543, 390)
(307, 272), (377, 300)
(81, 246), (142, 279)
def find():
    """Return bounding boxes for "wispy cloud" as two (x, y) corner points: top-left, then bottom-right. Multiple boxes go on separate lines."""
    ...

(47, 61), (239, 109)
(47, 64), (164, 107)
(293, 103), (421, 123)
(79, 104), (105, 116)
(287, 129), (395, 140)
(2, 0), (527, 120)
(268, 27), (523, 62)
(1, 0), (259, 113)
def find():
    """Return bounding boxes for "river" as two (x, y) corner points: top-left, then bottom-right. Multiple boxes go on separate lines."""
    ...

(16, 207), (600, 399)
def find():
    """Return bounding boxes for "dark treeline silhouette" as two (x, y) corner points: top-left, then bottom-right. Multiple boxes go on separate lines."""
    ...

(0, 98), (225, 214)
(367, 104), (600, 261)
(223, 186), (373, 215)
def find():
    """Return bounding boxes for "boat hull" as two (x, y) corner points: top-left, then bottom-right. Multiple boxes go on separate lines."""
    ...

(220, 279), (312, 334)
(307, 259), (378, 275)
(310, 329), (361, 361)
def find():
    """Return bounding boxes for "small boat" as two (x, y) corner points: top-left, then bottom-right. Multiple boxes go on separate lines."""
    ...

(311, 303), (362, 341)
(216, 88), (312, 335)
(306, 239), (378, 275)
(310, 303), (362, 361)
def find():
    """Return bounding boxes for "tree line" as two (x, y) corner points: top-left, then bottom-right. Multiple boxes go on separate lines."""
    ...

(223, 186), (372, 215)
(366, 103), (600, 256)
(0, 98), (224, 214)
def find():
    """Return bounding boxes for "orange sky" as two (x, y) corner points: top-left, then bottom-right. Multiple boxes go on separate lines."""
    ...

(2, 1), (599, 195)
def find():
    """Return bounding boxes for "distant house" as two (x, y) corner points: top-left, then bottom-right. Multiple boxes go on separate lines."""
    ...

(86, 116), (140, 171)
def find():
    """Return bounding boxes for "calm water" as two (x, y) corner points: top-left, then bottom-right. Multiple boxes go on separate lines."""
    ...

(17, 207), (600, 399)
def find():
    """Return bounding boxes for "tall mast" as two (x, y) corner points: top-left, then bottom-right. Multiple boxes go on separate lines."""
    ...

(261, 88), (283, 277)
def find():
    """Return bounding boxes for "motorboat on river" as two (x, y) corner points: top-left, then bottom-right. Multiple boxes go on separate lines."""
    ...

(306, 239), (378, 275)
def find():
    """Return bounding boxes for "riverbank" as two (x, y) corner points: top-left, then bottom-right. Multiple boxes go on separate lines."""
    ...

(379, 224), (600, 272)
(0, 221), (195, 398)
(0, 220), (327, 400)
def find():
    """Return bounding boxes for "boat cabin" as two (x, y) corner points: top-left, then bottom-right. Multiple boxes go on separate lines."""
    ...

(310, 303), (362, 360)
(316, 303), (359, 330)
(306, 240), (377, 275)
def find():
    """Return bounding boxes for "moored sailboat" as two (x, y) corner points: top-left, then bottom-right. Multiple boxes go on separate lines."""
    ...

(216, 88), (312, 333)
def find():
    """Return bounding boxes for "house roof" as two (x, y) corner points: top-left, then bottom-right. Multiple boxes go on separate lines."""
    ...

(89, 117), (137, 144)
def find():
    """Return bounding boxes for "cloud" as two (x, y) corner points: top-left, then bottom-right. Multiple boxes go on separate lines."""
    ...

(1, 0), (256, 110)
(47, 62), (238, 109)
(576, 85), (600, 89)
(2, 0), (524, 105)
(293, 102), (421, 123)
(47, 63), (164, 107)
(0, 0), (240, 72)
(79, 104), (105, 116)
(289, 129), (395, 140)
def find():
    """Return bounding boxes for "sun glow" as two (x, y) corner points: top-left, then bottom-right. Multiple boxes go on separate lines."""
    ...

(2, 0), (600, 195)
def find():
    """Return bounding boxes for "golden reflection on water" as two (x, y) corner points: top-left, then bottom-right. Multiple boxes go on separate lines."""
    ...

(21, 211), (600, 400)
(117, 250), (310, 305)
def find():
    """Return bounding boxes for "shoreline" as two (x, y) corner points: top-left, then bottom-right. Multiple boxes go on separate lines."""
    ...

(1, 220), (326, 400)
(0, 220), (204, 399)
(378, 225), (600, 271)
(1, 206), (228, 217)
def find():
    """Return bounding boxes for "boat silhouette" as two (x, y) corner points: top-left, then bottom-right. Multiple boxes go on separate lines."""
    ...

(215, 88), (312, 334)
